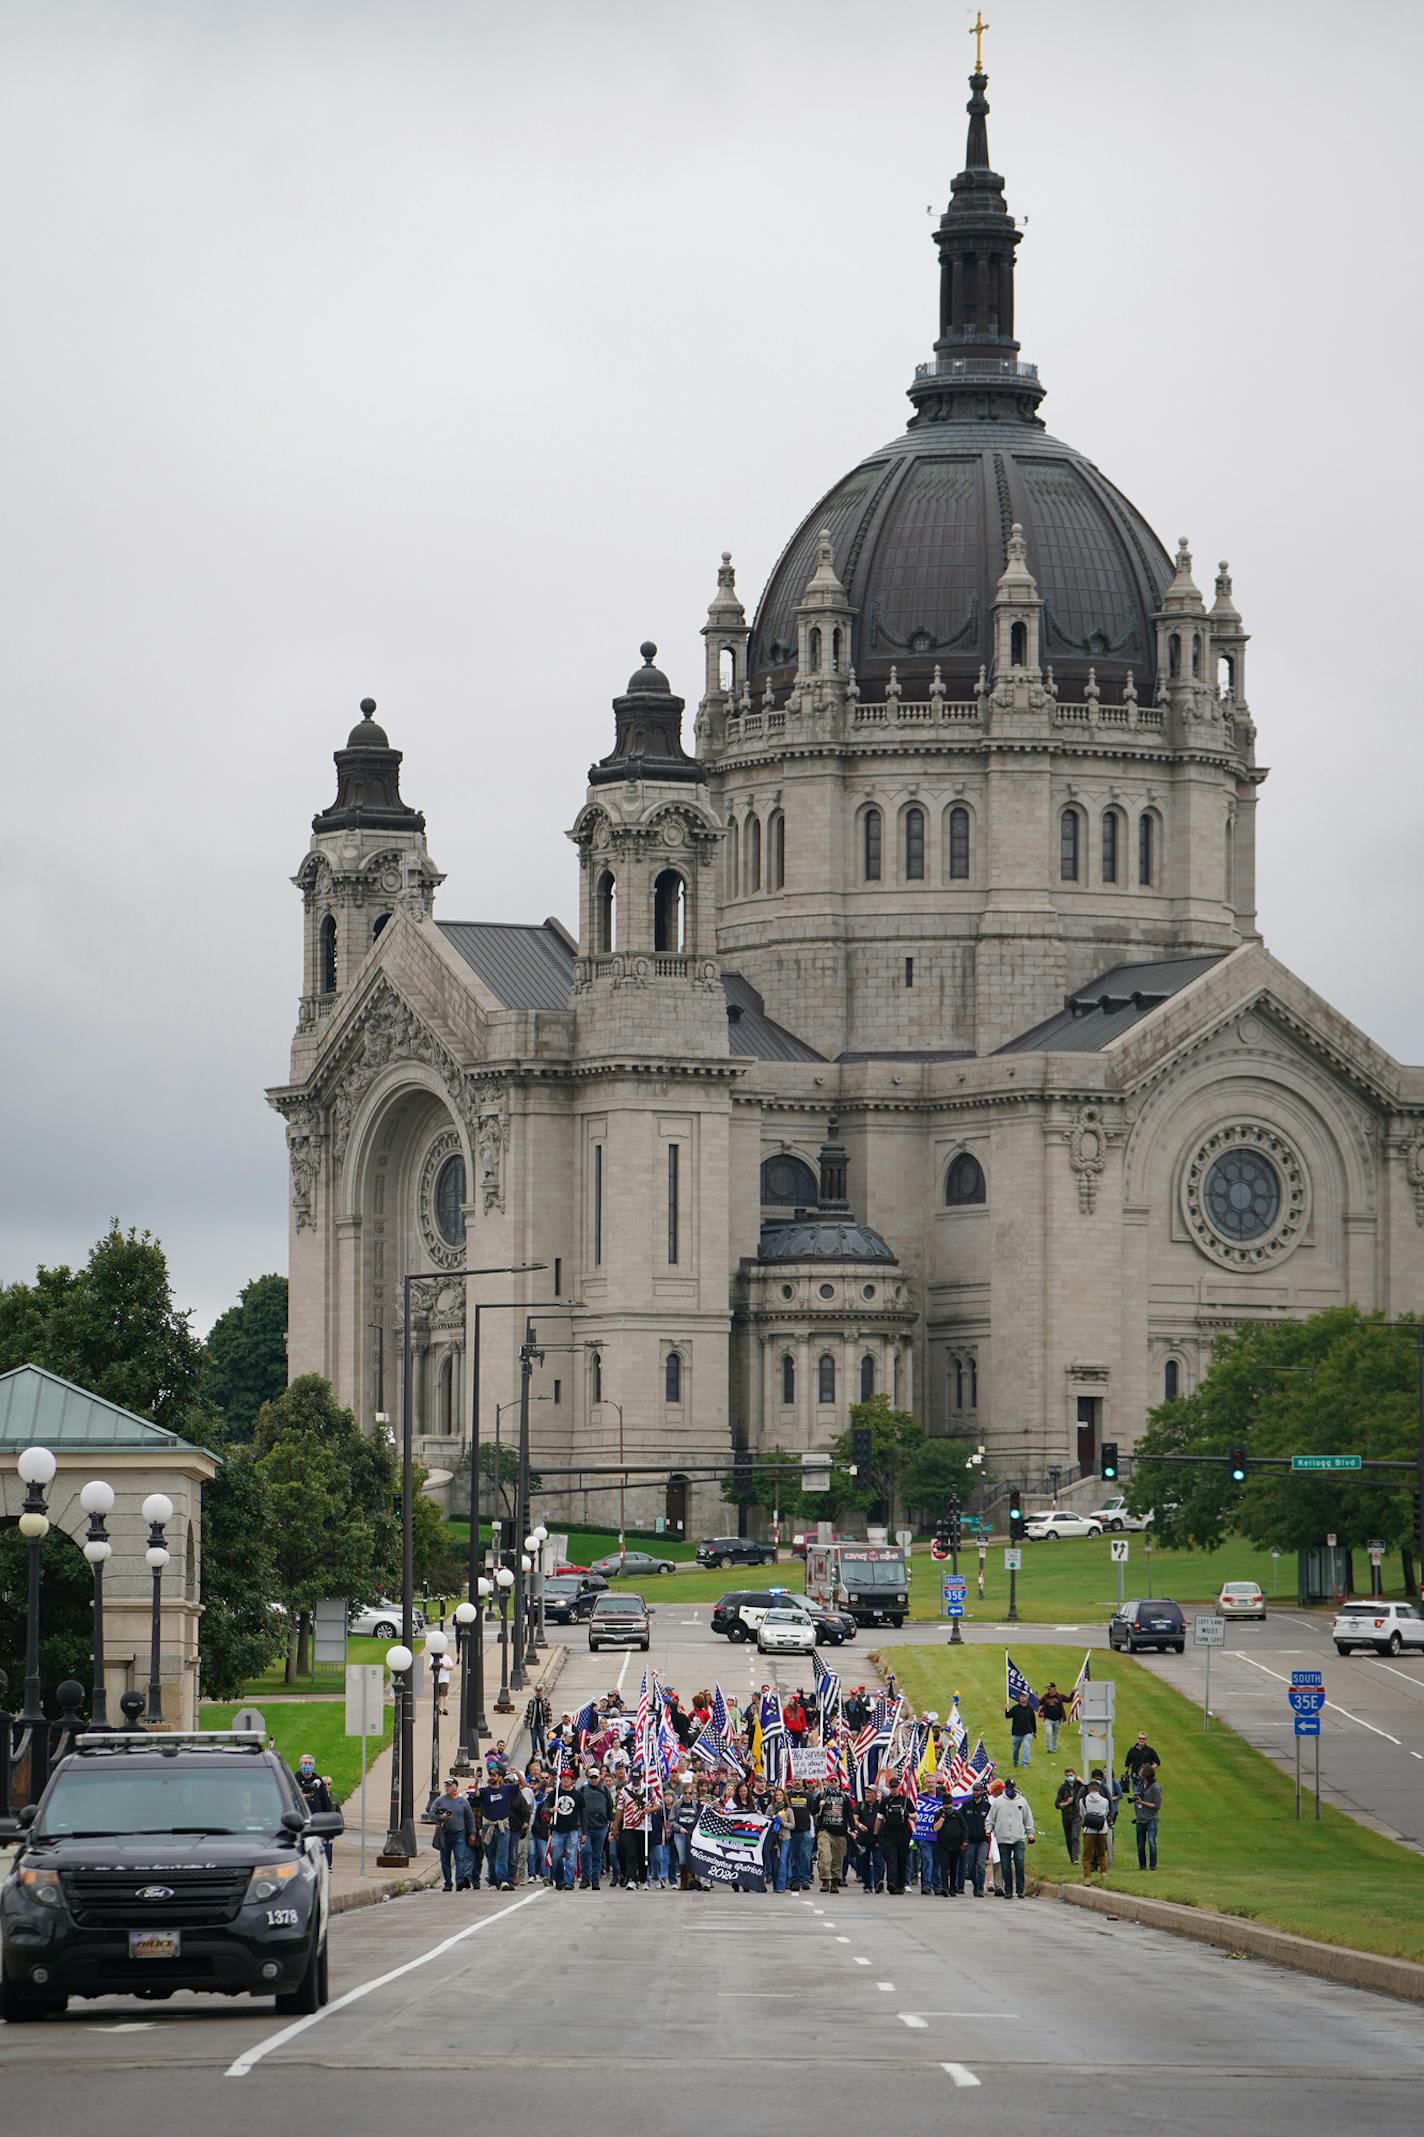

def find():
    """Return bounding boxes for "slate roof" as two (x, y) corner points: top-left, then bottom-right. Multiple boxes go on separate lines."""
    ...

(997, 954), (1228, 1054)
(722, 973), (825, 1063)
(437, 919), (577, 1010)
(0, 1365), (212, 1455)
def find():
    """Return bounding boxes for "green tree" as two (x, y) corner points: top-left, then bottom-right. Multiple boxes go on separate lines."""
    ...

(0, 1222), (206, 1430)
(449, 1441), (542, 1525)
(0, 1527), (94, 1716)
(829, 1394), (925, 1528)
(204, 1275), (289, 1440)
(901, 1436), (978, 1524)
(253, 1375), (401, 1682)
(194, 1411), (284, 1700)
(1129, 1308), (1420, 1584)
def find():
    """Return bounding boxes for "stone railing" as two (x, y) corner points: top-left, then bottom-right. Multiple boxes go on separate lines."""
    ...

(717, 690), (1171, 753)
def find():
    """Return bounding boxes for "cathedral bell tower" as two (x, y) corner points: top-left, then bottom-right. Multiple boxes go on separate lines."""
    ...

(569, 644), (728, 1058)
(293, 699), (442, 1041)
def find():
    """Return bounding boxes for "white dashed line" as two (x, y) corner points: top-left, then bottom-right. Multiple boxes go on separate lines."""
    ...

(942, 2063), (982, 2089)
(835, 1935), (850, 1942)
(1229, 1652), (1404, 1743)
(877, 1981), (895, 1991)
(853, 1957), (870, 1966)
(899, 2013), (928, 2029)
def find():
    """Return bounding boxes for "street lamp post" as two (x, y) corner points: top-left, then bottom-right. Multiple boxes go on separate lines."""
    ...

(493, 1565), (515, 1713)
(523, 1523), (548, 1670)
(380, 1642), (414, 1861)
(141, 1493), (173, 1723)
(16, 1446), (56, 1798)
(424, 1627), (449, 1816)
(79, 1480), (115, 1728)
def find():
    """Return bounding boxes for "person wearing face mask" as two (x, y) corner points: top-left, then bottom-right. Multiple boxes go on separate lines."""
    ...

(295, 1754), (335, 1863)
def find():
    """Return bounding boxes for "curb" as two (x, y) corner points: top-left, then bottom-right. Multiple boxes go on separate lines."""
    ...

(331, 1862), (441, 1915)
(1037, 1878), (1424, 2005)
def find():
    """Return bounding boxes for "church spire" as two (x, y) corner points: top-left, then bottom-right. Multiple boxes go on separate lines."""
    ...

(906, 63), (1046, 430)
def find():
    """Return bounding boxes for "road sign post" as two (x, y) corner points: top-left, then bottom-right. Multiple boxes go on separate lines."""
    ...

(1003, 1547), (1021, 1623)
(1193, 1615), (1224, 1729)
(1109, 1535), (1129, 1607)
(1290, 1673), (1325, 1822)
(942, 1573), (967, 1647)
(346, 1663), (384, 1879)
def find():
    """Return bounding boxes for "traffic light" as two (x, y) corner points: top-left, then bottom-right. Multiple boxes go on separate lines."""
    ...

(1008, 1486), (1025, 1542)
(934, 1520), (951, 1554)
(851, 1425), (873, 1475)
(948, 1490), (961, 1550)
(1228, 1445), (1248, 1484)
(1100, 1442), (1119, 1482)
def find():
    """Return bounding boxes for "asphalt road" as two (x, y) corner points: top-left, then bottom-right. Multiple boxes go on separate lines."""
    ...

(3, 1858), (1422, 2132)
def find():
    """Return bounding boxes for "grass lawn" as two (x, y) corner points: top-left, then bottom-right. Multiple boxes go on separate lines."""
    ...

(200, 1700), (392, 1807)
(881, 1641), (1424, 1963)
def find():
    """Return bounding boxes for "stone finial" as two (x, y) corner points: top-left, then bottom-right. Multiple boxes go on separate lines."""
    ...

(1084, 665), (1100, 706)
(1044, 663), (1058, 700)
(803, 526), (848, 601)
(930, 662), (946, 707)
(846, 665), (861, 705)
(885, 663), (902, 705)
(1211, 558), (1241, 620)
(1123, 668), (1137, 706)
(718, 550), (735, 590)
(762, 675), (776, 712)
(996, 520), (1039, 597)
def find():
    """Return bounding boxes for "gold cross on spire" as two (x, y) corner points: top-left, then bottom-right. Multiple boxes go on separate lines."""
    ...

(969, 9), (990, 73)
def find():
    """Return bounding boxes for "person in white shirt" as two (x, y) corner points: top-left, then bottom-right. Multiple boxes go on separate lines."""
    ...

(986, 1779), (1036, 1899)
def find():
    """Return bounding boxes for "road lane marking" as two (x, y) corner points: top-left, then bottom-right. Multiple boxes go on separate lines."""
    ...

(101, 2022), (155, 2031)
(853, 1957), (869, 1965)
(1228, 1652), (1403, 1744)
(899, 2014), (928, 2029)
(616, 1655), (631, 1691)
(1368, 1659), (1424, 1697)
(835, 1935), (850, 1942)
(941, 2063), (982, 2089)
(225, 1889), (545, 2077)
(877, 1981), (895, 1991)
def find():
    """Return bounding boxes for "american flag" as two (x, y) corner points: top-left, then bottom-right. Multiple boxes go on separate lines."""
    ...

(946, 1697), (968, 1760)
(572, 1700), (597, 1748)
(943, 1750), (976, 1798)
(1068, 1649), (1092, 1721)
(967, 1735), (996, 1787)
(760, 1689), (787, 1786)
(1005, 1652), (1040, 1712)
(898, 1721), (923, 1807)
(814, 1651), (841, 1726)
(712, 1684), (732, 1740)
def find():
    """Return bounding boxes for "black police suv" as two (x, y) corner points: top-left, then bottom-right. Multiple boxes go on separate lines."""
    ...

(694, 1535), (777, 1570)
(0, 1728), (342, 2022)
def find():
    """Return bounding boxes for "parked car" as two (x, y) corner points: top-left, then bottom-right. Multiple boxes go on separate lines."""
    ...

(1084, 1497), (1152, 1533)
(1108, 1598), (1186, 1653)
(1218, 1579), (1266, 1620)
(555, 1562), (591, 1577)
(1333, 1600), (1424, 1656)
(588, 1593), (651, 1651)
(589, 1550), (677, 1578)
(710, 1588), (855, 1647)
(1024, 1512), (1104, 1542)
(349, 1598), (427, 1638)
(695, 1535), (777, 1570)
(542, 1574), (605, 1625)
(757, 1608), (817, 1655)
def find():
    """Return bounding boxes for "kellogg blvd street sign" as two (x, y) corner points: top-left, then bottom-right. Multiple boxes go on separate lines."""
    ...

(1290, 1454), (1361, 1472)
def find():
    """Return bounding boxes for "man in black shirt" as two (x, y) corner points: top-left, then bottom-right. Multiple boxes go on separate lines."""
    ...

(811, 1783), (852, 1893)
(582, 1770), (614, 1890)
(548, 1775), (584, 1891)
(875, 1781), (914, 1895)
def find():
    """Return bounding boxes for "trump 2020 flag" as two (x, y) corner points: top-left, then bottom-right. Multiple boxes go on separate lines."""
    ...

(1005, 1652), (1039, 1712)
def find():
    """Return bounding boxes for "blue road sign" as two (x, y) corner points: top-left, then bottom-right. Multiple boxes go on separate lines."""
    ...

(1290, 1669), (1323, 1688)
(945, 1600), (965, 1619)
(942, 1574), (966, 1621)
(1288, 1688), (1325, 1714)
(1293, 1715), (1321, 1737)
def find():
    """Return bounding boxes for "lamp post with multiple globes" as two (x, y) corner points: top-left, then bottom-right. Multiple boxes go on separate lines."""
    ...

(15, 1446), (57, 1795)
(492, 1564), (516, 1714)
(79, 1480), (115, 1729)
(141, 1493), (174, 1723)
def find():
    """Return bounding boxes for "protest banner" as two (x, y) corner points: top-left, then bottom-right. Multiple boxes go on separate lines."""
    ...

(689, 1807), (770, 1892)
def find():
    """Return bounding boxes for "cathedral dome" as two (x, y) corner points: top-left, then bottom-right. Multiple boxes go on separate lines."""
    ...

(748, 70), (1173, 706)
(758, 1218), (896, 1266)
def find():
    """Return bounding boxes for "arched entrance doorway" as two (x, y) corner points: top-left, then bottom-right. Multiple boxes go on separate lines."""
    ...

(665, 1473), (689, 1539)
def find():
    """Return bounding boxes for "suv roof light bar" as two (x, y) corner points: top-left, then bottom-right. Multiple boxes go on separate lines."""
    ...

(72, 1731), (268, 1752)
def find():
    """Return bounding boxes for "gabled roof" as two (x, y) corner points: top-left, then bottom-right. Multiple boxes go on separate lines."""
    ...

(723, 973), (825, 1063)
(436, 919), (576, 1010)
(0, 1365), (213, 1455)
(997, 954), (1229, 1054)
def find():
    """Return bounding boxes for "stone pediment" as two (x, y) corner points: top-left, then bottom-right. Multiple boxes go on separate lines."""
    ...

(1106, 945), (1409, 1113)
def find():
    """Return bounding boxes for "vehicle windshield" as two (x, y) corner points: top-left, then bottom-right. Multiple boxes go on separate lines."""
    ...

(545, 1578), (582, 1593)
(595, 1597), (644, 1614)
(39, 1764), (289, 1839)
(843, 1560), (904, 1586)
(763, 1611), (801, 1624)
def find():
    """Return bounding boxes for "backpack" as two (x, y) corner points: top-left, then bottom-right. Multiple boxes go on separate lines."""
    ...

(1082, 1790), (1109, 1833)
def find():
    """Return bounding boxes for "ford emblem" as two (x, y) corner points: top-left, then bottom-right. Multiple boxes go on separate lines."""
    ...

(136, 1885), (175, 1900)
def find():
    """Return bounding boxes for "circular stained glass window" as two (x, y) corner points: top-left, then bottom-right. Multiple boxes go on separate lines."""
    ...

(862, 1284), (876, 1300)
(434, 1154), (466, 1248)
(1202, 1149), (1280, 1242)
(818, 1282), (835, 1300)
(781, 1284), (794, 1300)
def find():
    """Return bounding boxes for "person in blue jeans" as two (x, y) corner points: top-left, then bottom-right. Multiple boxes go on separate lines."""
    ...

(432, 1781), (477, 1891)
(1133, 1765), (1162, 1870)
(648, 1800), (670, 1888)
(783, 1780), (816, 1892)
(548, 1775), (584, 1890)
(960, 1784), (992, 1896)
(1005, 1692), (1037, 1767)
(478, 1773), (518, 1889)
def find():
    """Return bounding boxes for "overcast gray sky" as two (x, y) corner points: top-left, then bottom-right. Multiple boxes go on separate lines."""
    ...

(3, 0), (1421, 1337)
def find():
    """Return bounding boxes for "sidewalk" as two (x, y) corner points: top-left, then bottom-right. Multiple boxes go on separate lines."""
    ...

(329, 1638), (567, 1914)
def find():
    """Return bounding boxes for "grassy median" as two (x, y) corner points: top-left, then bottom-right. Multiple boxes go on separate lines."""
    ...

(200, 1701), (392, 1807)
(881, 1642), (1424, 1963)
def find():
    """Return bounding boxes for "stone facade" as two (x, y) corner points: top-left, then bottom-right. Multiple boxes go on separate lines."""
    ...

(270, 78), (1424, 1524)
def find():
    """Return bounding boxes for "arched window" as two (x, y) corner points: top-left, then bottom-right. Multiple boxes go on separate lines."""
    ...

(718, 645), (735, 692)
(1138, 812), (1155, 886)
(1164, 1358), (1181, 1401)
(859, 1353), (876, 1402)
(969, 1356), (979, 1410)
(864, 807), (882, 881)
(904, 806), (925, 881)
(185, 1522), (197, 1599)
(748, 814), (762, 893)
(1101, 810), (1119, 884)
(319, 914), (338, 994)
(948, 806), (970, 880)
(768, 810), (785, 891)
(726, 817), (739, 897)
(781, 1353), (796, 1405)
(1168, 632), (1182, 679)
(1060, 809), (1080, 882)
(373, 911), (392, 941)
(831, 627), (843, 675)
(653, 869), (685, 952)
(954, 1358), (965, 1409)
(1010, 620), (1027, 666)
(1225, 818), (1234, 903)
(591, 1350), (603, 1405)
(808, 625), (822, 673)
(817, 1354), (836, 1404)
(665, 1352), (682, 1404)
(596, 870), (617, 953)
(1191, 632), (1202, 678)
(946, 1152), (986, 1206)
(439, 1353), (456, 1435)
(761, 1152), (819, 1207)
(1217, 653), (1235, 698)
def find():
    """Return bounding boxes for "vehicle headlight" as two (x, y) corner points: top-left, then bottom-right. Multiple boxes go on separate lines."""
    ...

(245, 1860), (303, 1903)
(848, 1593), (860, 1603)
(16, 1868), (62, 1908)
